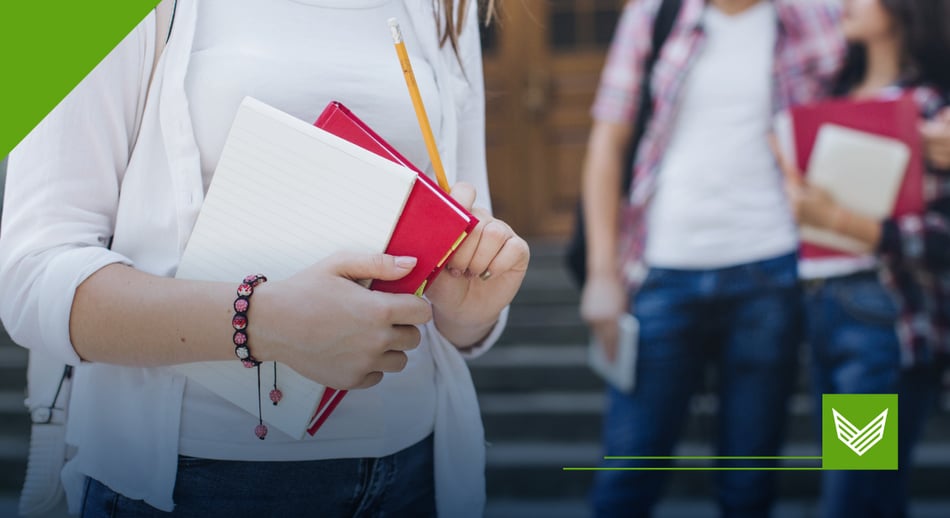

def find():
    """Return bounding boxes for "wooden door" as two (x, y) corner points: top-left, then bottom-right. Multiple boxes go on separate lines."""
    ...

(480, 0), (625, 238)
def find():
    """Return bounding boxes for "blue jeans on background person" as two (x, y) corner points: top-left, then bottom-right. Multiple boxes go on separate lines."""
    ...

(805, 272), (942, 518)
(80, 434), (435, 517)
(590, 253), (802, 518)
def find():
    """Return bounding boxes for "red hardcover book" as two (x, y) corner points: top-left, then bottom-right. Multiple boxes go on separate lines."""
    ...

(786, 94), (922, 259)
(306, 101), (478, 436)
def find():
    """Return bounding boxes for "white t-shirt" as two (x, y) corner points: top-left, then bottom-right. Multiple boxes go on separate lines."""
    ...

(644, 1), (798, 269)
(179, 0), (442, 458)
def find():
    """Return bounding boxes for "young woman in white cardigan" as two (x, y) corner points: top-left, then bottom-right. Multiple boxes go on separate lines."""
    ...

(0, 1), (527, 516)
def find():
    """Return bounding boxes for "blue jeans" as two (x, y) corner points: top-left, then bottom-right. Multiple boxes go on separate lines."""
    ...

(805, 273), (942, 518)
(80, 434), (435, 517)
(591, 253), (802, 518)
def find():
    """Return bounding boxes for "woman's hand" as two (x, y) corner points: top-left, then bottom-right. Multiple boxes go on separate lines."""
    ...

(770, 135), (841, 229)
(922, 108), (950, 170)
(425, 182), (530, 349)
(785, 180), (840, 229)
(580, 272), (628, 362)
(252, 252), (433, 390)
(770, 135), (881, 247)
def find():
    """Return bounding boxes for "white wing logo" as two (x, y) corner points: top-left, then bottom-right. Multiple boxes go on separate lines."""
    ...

(832, 408), (888, 456)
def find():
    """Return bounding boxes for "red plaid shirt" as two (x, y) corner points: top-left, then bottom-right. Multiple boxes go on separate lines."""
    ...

(878, 87), (950, 366)
(592, 0), (844, 285)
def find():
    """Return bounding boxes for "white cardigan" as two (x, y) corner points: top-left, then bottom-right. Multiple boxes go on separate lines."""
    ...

(0, 1), (505, 516)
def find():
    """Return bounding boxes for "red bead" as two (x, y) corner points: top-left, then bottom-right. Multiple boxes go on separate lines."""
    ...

(269, 388), (283, 406)
(232, 314), (247, 330)
(237, 283), (253, 296)
(234, 298), (249, 312)
(255, 424), (268, 440)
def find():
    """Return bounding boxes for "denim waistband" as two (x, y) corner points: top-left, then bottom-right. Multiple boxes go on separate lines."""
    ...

(800, 269), (878, 291)
(643, 252), (799, 297)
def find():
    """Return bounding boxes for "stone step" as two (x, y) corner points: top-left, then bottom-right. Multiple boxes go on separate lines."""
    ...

(470, 345), (815, 394)
(525, 239), (573, 263)
(0, 434), (29, 497)
(479, 392), (819, 443)
(0, 392), (29, 439)
(485, 441), (950, 500)
(509, 239), (582, 307)
(472, 345), (600, 392)
(512, 265), (579, 307)
(498, 307), (589, 346)
(0, 344), (27, 393)
(479, 390), (950, 442)
(484, 499), (950, 518)
(2, 494), (949, 518)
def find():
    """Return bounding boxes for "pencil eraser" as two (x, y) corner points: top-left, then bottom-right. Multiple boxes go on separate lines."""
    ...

(388, 18), (403, 43)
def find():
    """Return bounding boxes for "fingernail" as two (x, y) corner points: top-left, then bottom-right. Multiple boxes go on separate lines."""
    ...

(395, 256), (417, 269)
(448, 267), (463, 278)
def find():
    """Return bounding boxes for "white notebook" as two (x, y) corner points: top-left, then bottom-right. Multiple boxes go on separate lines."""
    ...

(800, 124), (910, 254)
(174, 97), (417, 439)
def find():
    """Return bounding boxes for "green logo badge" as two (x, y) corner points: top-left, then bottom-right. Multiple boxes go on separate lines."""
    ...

(822, 394), (898, 470)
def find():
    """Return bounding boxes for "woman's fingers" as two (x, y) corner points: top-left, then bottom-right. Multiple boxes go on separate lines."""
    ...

(353, 372), (385, 390)
(466, 220), (512, 277)
(922, 117), (950, 169)
(484, 233), (530, 279)
(386, 325), (423, 352)
(374, 350), (410, 373)
(373, 292), (433, 327)
(446, 206), (490, 274)
(450, 182), (477, 210)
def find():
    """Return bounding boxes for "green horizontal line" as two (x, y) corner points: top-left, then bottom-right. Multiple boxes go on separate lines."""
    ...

(564, 467), (825, 471)
(604, 456), (823, 460)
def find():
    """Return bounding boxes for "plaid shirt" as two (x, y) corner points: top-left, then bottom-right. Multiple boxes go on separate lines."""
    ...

(878, 87), (950, 366)
(591, 0), (844, 285)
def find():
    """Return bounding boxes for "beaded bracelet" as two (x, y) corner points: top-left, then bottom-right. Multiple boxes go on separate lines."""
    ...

(233, 274), (266, 367)
(231, 274), (282, 440)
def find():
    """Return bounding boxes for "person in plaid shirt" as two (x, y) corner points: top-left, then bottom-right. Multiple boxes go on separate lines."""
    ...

(775, 0), (950, 515)
(580, 0), (844, 515)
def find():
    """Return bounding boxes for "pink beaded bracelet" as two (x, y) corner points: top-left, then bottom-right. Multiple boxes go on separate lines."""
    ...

(233, 274), (265, 367)
(232, 274), (282, 440)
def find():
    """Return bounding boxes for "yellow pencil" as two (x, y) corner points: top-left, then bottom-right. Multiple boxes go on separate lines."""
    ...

(388, 18), (451, 193)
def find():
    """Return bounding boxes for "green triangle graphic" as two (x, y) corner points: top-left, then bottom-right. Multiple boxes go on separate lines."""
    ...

(1, 1), (158, 157)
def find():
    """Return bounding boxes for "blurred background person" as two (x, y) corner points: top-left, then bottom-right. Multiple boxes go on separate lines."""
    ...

(776, 0), (950, 516)
(579, 0), (842, 516)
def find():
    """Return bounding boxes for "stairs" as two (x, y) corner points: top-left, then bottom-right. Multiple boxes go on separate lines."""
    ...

(471, 240), (950, 515)
(0, 240), (948, 517)
(0, 339), (28, 498)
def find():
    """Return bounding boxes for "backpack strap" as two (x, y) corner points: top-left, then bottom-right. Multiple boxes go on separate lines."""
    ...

(622, 0), (684, 194)
(152, 0), (177, 75)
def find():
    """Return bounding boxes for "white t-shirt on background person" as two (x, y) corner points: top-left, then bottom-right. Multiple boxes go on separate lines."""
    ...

(645, 1), (799, 269)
